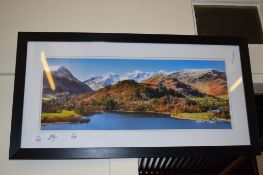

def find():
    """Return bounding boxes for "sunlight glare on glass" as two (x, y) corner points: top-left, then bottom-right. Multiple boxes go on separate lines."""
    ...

(229, 77), (242, 92)
(41, 51), (56, 91)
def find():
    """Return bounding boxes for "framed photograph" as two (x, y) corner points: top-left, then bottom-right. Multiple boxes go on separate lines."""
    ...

(9, 32), (259, 159)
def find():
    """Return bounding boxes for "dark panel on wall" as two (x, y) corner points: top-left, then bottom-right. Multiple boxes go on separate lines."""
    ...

(255, 94), (263, 140)
(194, 5), (263, 44)
(138, 156), (259, 175)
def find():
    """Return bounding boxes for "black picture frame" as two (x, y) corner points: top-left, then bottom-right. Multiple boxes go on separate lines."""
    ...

(9, 32), (260, 159)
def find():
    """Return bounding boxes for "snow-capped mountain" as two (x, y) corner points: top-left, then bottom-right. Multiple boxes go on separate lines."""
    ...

(155, 70), (175, 75)
(84, 73), (120, 90)
(85, 69), (218, 91)
(181, 68), (214, 74)
(176, 69), (226, 81)
(43, 66), (93, 95)
(51, 66), (79, 82)
(120, 70), (153, 82)
(168, 69), (227, 96)
(84, 70), (154, 90)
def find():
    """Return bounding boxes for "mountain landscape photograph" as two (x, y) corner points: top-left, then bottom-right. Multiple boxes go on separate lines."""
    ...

(41, 58), (232, 130)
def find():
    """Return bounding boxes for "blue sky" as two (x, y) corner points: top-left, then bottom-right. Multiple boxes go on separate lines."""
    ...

(47, 58), (226, 81)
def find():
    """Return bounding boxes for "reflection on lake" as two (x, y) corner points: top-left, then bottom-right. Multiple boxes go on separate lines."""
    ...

(41, 112), (232, 130)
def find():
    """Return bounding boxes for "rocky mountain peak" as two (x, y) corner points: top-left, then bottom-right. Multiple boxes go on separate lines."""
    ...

(52, 66), (79, 82)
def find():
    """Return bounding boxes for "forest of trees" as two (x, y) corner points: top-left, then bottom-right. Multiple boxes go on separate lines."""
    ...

(42, 80), (230, 120)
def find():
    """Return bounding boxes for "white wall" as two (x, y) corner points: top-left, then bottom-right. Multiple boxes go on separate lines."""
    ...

(0, 0), (262, 174)
(0, 0), (195, 175)
(0, 0), (195, 74)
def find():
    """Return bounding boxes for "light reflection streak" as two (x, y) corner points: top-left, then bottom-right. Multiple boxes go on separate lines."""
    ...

(41, 51), (56, 91)
(230, 77), (242, 92)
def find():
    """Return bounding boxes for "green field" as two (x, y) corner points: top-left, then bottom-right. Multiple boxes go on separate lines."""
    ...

(171, 112), (214, 121)
(41, 110), (89, 124)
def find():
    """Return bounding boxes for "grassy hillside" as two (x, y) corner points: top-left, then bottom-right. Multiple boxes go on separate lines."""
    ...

(42, 80), (230, 121)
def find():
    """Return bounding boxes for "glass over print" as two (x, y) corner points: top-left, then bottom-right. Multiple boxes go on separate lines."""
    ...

(41, 58), (232, 130)
(9, 33), (259, 159)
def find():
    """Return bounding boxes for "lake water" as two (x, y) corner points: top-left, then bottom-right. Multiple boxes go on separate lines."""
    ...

(41, 112), (232, 130)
